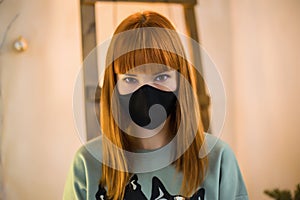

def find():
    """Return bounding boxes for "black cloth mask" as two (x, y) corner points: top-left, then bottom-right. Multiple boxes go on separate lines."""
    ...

(119, 85), (178, 130)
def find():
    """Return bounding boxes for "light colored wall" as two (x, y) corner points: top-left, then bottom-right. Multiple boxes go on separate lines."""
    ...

(197, 0), (300, 199)
(0, 0), (83, 199)
(230, 0), (300, 199)
(196, 0), (235, 148)
(0, 58), (3, 198)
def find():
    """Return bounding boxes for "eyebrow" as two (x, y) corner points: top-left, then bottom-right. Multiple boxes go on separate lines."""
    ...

(122, 74), (137, 77)
(153, 69), (173, 75)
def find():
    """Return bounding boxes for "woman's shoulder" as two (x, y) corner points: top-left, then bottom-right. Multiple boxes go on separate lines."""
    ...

(203, 133), (238, 163)
(74, 136), (103, 164)
(202, 133), (248, 199)
(64, 136), (103, 200)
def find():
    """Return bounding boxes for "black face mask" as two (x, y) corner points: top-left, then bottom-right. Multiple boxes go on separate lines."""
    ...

(118, 85), (178, 130)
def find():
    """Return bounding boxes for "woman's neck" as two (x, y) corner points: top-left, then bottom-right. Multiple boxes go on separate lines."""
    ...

(126, 118), (173, 150)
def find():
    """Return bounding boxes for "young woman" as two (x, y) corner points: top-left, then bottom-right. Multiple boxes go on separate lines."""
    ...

(64, 11), (248, 200)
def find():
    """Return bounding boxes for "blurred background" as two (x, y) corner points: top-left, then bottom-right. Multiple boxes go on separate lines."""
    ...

(0, 0), (300, 199)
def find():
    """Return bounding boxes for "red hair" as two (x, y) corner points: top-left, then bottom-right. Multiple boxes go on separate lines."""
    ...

(100, 11), (208, 199)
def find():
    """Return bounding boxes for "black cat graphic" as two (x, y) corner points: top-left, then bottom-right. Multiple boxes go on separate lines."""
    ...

(150, 176), (205, 200)
(95, 174), (205, 200)
(124, 174), (148, 200)
(96, 175), (147, 200)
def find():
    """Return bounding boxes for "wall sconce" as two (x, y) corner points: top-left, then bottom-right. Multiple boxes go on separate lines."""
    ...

(13, 36), (28, 52)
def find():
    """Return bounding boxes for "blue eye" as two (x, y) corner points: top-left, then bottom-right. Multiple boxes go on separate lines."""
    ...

(154, 74), (170, 82)
(123, 77), (138, 84)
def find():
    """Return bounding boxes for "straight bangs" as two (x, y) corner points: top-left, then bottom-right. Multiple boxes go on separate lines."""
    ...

(107, 25), (185, 75)
(113, 48), (180, 75)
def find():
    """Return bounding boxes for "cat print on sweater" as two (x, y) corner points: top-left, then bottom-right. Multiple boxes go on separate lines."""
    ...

(95, 174), (205, 200)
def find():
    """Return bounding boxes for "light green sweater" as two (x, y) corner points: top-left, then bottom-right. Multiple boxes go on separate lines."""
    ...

(63, 134), (248, 200)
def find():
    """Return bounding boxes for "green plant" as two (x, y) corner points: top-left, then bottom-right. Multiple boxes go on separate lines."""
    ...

(264, 183), (300, 200)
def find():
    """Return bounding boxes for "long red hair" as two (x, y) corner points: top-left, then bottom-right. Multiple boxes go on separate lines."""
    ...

(99, 11), (208, 199)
